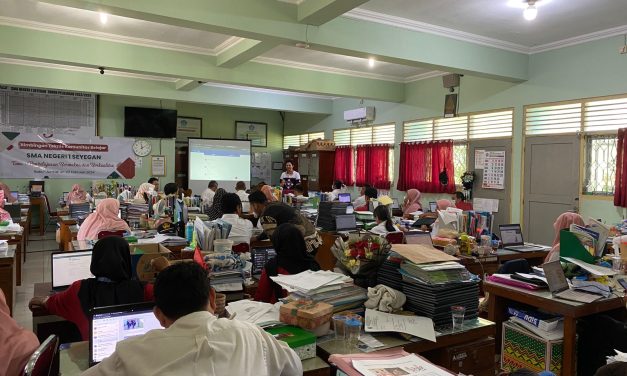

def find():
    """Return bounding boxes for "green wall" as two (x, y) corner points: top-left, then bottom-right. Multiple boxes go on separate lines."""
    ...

(285, 34), (627, 225)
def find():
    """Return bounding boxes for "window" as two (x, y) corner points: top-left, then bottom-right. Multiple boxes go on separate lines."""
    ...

(453, 143), (468, 177)
(584, 135), (617, 195)
(282, 132), (325, 149)
(524, 103), (582, 136)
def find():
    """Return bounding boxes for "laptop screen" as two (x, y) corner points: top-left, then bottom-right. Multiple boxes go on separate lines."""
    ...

(429, 202), (437, 212)
(405, 231), (433, 246)
(251, 248), (276, 275)
(391, 198), (400, 209)
(338, 193), (351, 203)
(63, 192), (70, 202)
(542, 261), (569, 293)
(10, 191), (18, 200)
(499, 224), (525, 246)
(51, 251), (94, 289)
(90, 303), (161, 365)
(336, 214), (357, 231)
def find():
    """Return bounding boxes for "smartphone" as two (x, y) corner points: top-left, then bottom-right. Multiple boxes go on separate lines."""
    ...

(617, 278), (627, 290)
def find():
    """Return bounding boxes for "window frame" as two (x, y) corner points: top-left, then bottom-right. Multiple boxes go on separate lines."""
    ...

(282, 131), (325, 149)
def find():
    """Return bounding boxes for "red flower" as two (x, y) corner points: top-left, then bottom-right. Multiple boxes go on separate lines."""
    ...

(357, 249), (366, 259)
(350, 249), (358, 258)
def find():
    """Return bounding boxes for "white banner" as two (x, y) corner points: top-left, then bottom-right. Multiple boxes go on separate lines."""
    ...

(0, 133), (136, 179)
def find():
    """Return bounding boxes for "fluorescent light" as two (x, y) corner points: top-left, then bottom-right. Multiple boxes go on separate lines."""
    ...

(99, 12), (108, 24)
(506, 0), (549, 8)
(523, 5), (537, 20)
(368, 58), (375, 68)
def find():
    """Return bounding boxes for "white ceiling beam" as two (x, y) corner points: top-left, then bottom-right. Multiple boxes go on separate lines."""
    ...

(217, 39), (280, 68)
(297, 0), (369, 26)
(174, 79), (202, 91)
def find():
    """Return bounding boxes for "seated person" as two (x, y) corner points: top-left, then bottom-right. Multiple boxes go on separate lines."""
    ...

(352, 184), (370, 208)
(220, 193), (253, 245)
(255, 223), (320, 304)
(545, 212), (585, 262)
(0, 182), (16, 204)
(402, 189), (422, 218)
(84, 262), (302, 376)
(67, 184), (90, 204)
(453, 191), (473, 211)
(0, 288), (39, 376)
(77, 198), (130, 241)
(594, 362), (627, 376)
(436, 199), (454, 210)
(292, 184), (309, 203)
(206, 188), (226, 221)
(134, 182), (155, 202)
(370, 205), (400, 235)
(355, 186), (378, 212)
(148, 177), (160, 192)
(328, 180), (343, 201)
(154, 183), (186, 220)
(29, 237), (154, 340)
(235, 181), (250, 213)
(0, 190), (11, 221)
(201, 180), (218, 208)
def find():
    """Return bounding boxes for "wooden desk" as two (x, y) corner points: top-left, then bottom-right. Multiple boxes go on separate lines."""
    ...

(20, 204), (31, 245)
(0, 244), (16, 315)
(316, 231), (339, 271)
(59, 341), (330, 375)
(0, 229), (24, 286)
(484, 279), (625, 376)
(59, 216), (78, 251)
(30, 196), (45, 236)
(496, 249), (548, 266)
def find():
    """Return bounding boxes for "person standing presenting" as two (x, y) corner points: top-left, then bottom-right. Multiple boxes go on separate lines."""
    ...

(279, 161), (300, 190)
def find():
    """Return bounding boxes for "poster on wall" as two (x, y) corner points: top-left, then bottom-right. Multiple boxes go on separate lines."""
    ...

(0, 132), (136, 179)
(481, 150), (506, 189)
(235, 121), (267, 147)
(176, 117), (202, 142)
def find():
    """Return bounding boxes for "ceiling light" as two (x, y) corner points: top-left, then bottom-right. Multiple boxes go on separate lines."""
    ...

(99, 12), (108, 24)
(523, 3), (537, 20)
(368, 58), (375, 68)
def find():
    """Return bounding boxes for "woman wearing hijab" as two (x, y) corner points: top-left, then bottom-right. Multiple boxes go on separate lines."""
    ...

(259, 203), (322, 254)
(67, 184), (88, 203)
(0, 288), (39, 376)
(261, 185), (277, 202)
(255, 223), (320, 303)
(402, 189), (422, 217)
(77, 198), (130, 240)
(0, 190), (11, 221)
(436, 199), (454, 210)
(206, 188), (226, 221)
(28, 237), (153, 340)
(0, 182), (16, 204)
(544, 212), (585, 263)
(134, 182), (155, 202)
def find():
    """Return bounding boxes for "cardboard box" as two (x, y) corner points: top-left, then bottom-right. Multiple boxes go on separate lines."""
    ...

(265, 326), (316, 360)
(501, 320), (565, 376)
(129, 243), (171, 282)
(279, 300), (333, 330)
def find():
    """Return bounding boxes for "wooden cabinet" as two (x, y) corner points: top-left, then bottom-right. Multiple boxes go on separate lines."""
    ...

(422, 337), (495, 376)
(284, 150), (334, 192)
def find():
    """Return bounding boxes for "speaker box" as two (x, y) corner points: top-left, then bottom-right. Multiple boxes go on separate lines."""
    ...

(442, 74), (460, 89)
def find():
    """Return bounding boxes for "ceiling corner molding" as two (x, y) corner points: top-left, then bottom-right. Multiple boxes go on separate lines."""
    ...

(404, 70), (447, 83)
(202, 82), (335, 100)
(213, 36), (246, 55)
(343, 8), (531, 54)
(529, 24), (627, 54)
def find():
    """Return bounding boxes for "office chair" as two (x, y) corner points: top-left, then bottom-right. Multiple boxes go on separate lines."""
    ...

(97, 230), (126, 239)
(41, 194), (60, 233)
(232, 243), (250, 253)
(384, 231), (405, 244)
(22, 334), (59, 376)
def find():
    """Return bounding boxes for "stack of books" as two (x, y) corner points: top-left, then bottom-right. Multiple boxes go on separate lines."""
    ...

(400, 261), (470, 284)
(376, 252), (404, 291)
(288, 280), (367, 313)
(123, 202), (149, 223)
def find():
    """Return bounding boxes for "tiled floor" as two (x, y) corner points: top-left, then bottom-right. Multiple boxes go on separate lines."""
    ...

(14, 230), (58, 331)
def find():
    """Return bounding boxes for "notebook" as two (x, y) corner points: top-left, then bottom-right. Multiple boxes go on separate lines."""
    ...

(51, 251), (94, 290)
(542, 261), (602, 303)
(89, 302), (161, 365)
(499, 224), (545, 252)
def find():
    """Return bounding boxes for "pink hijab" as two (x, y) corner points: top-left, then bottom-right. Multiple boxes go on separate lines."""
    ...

(403, 189), (422, 215)
(0, 182), (16, 204)
(77, 198), (130, 241)
(436, 199), (453, 210)
(261, 185), (277, 202)
(0, 288), (39, 376)
(67, 184), (87, 203)
(0, 191), (10, 221)
(545, 212), (585, 262)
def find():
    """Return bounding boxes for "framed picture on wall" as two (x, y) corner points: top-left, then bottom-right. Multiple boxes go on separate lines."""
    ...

(176, 117), (202, 142)
(235, 121), (267, 147)
(151, 155), (166, 176)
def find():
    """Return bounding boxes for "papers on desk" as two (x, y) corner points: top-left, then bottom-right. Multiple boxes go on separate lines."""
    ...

(607, 349), (627, 364)
(0, 240), (7, 250)
(270, 270), (350, 293)
(561, 257), (617, 276)
(0, 222), (21, 232)
(391, 244), (458, 265)
(225, 300), (281, 327)
(364, 309), (436, 342)
(137, 233), (187, 247)
(352, 354), (455, 376)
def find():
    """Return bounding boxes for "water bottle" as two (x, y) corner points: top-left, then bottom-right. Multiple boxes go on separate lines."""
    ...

(185, 219), (194, 243)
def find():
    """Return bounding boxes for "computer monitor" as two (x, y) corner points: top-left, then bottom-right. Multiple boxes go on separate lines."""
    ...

(335, 214), (357, 231)
(338, 193), (351, 203)
(89, 302), (161, 365)
(251, 248), (276, 275)
(51, 251), (94, 289)
(10, 191), (18, 200)
(391, 198), (400, 209)
(429, 202), (437, 212)
(29, 180), (44, 195)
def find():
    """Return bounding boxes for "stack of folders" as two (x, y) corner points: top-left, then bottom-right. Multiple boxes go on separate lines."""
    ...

(400, 261), (470, 284)
(125, 203), (149, 223)
(376, 252), (404, 291)
(461, 211), (493, 239)
(288, 280), (367, 313)
(211, 270), (244, 301)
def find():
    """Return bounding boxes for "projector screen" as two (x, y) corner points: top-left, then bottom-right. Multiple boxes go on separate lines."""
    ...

(188, 138), (251, 195)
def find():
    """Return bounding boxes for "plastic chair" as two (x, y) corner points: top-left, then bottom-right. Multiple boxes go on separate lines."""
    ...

(384, 231), (405, 244)
(232, 243), (250, 253)
(23, 334), (59, 376)
(97, 230), (127, 239)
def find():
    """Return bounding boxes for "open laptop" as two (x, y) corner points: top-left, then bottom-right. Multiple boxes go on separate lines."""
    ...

(338, 193), (351, 203)
(542, 261), (602, 303)
(4, 204), (21, 222)
(405, 231), (433, 246)
(51, 250), (94, 291)
(10, 191), (19, 201)
(89, 302), (161, 366)
(336, 214), (357, 231)
(499, 224), (546, 252)
(391, 198), (400, 210)
(429, 202), (437, 212)
(251, 247), (276, 275)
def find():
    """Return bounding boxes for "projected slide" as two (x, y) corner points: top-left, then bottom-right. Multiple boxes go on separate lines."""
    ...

(188, 138), (251, 194)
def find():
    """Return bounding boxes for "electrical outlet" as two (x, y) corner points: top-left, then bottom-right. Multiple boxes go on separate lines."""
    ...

(620, 45), (627, 54)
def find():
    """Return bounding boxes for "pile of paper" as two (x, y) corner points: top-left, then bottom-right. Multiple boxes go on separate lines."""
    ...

(270, 270), (350, 294)
(352, 353), (455, 376)
(288, 281), (367, 313)
(140, 233), (187, 247)
(17, 194), (30, 204)
(193, 217), (232, 251)
(400, 261), (470, 284)
(225, 300), (281, 327)
(122, 202), (149, 223)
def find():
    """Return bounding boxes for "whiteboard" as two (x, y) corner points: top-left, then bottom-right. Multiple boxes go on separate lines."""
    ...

(0, 85), (96, 136)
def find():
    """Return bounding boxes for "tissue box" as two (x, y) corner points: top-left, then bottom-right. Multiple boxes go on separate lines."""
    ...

(279, 300), (333, 330)
(129, 243), (171, 282)
(501, 320), (565, 376)
(265, 326), (316, 360)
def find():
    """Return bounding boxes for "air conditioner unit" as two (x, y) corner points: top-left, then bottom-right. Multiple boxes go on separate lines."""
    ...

(344, 106), (375, 123)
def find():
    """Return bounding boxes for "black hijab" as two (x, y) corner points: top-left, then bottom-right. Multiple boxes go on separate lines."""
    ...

(77, 237), (145, 316)
(265, 223), (320, 299)
(206, 188), (226, 221)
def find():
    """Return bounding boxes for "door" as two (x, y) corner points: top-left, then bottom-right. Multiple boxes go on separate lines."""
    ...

(468, 139), (512, 230)
(523, 135), (580, 245)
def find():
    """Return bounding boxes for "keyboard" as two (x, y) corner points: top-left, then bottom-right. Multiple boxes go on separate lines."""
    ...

(555, 288), (602, 303)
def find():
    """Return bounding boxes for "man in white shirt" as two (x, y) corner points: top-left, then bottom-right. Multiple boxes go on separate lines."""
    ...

(83, 262), (302, 376)
(235, 181), (250, 213)
(352, 184), (371, 208)
(220, 193), (253, 245)
(201, 180), (218, 208)
(328, 180), (343, 201)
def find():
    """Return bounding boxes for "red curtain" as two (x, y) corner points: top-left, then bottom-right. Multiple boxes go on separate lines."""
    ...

(396, 140), (456, 193)
(333, 146), (354, 186)
(356, 144), (391, 189)
(615, 129), (627, 207)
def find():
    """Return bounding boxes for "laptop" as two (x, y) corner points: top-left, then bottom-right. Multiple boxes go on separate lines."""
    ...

(51, 251), (94, 290)
(542, 261), (603, 303)
(89, 302), (161, 366)
(405, 231), (433, 246)
(4, 204), (21, 221)
(10, 191), (18, 200)
(335, 214), (357, 231)
(429, 202), (437, 212)
(338, 193), (351, 203)
(499, 224), (546, 252)
(251, 247), (276, 275)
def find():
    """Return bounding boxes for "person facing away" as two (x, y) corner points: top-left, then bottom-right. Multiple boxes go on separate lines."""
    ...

(402, 189), (422, 217)
(261, 184), (278, 202)
(453, 191), (473, 211)
(134, 182), (155, 202)
(328, 180), (343, 201)
(206, 188), (226, 221)
(370, 205), (399, 235)
(352, 184), (371, 209)
(28, 237), (152, 340)
(220, 193), (253, 245)
(292, 184), (308, 203)
(436, 199), (454, 210)
(355, 187), (378, 212)
(201, 180), (218, 207)
(544, 212), (585, 263)
(0, 288), (39, 376)
(84, 262), (302, 376)
(67, 183), (88, 204)
(77, 198), (130, 241)
(255, 223), (320, 303)
(0, 190), (11, 221)
(0, 182), (16, 204)
(235, 181), (250, 212)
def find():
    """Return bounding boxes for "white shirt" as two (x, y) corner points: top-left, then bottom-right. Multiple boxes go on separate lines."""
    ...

(370, 222), (400, 235)
(201, 188), (215, 207)
(236, 190), (250, 213)
(328, 189), (342, 201)
(83, 311), (302, 376)
(280, 171), (301, 181)
(221, 213), (253, 245)
(353, 195), (366, 209)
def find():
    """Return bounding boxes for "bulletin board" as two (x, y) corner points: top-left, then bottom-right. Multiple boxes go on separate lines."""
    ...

(252, 152), (271, 183)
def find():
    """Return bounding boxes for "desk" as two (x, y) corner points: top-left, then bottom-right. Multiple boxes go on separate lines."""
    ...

(0, 244), (16, 315)
(496, 249), (548, 265)
(484, 279), (625, 376)
(0, 228), (24, 286)
(59, 341), (330, 376)
(58, 216), (78, 251)
(30, 196), (45, 236)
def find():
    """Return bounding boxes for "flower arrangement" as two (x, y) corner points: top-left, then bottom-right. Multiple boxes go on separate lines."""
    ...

(331, 234), (391, 287)
(461, 171), (475, 191)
